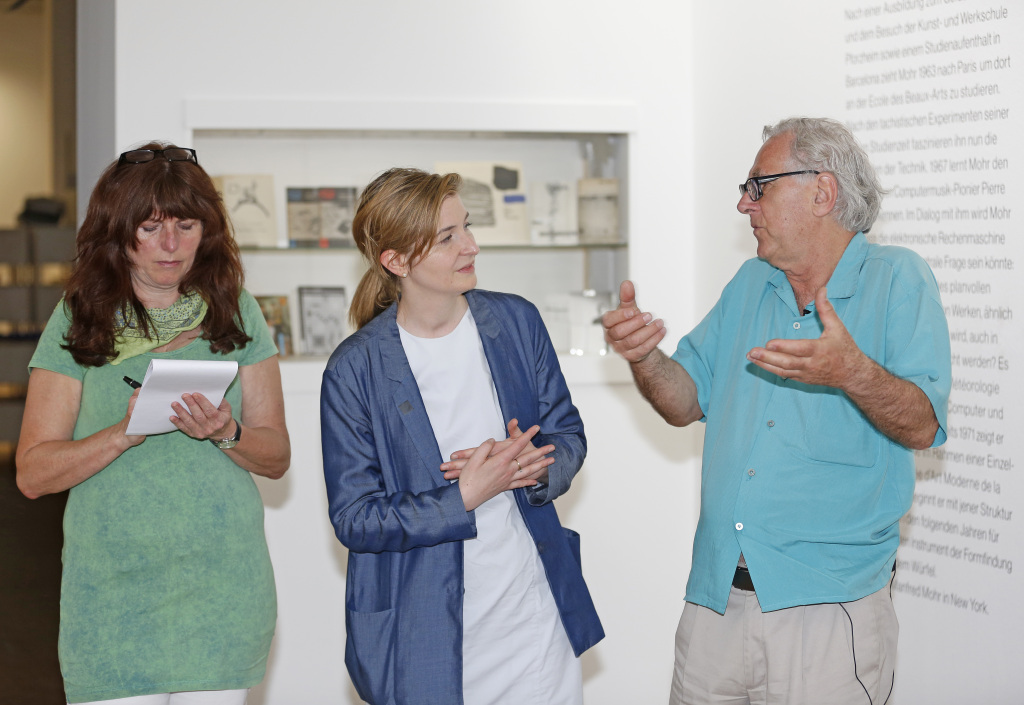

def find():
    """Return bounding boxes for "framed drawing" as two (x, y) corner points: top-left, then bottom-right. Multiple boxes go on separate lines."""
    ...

(298, 286), (348, 355)
(530, 180), (579, 245)
(254, 295), (293, 356)
(286, 187), (322, 247)
(318, 187), (358, 247)
(577, 177), (620, 243)
(434, 161), (530, 245)
(212, 174), (278, 248)
(287, 186), (358, 248)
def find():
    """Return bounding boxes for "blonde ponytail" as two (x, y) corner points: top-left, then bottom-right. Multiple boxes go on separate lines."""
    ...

(349, 263), (401, 331)
(349, 168), (463, 330)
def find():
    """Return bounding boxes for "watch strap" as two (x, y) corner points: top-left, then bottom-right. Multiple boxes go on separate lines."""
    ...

(210, 419), (241, 449)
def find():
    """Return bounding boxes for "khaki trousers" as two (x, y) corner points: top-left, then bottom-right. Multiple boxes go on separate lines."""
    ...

(670, 577), (897, 705)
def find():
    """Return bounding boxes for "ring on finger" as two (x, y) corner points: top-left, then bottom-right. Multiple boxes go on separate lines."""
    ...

(514, 458), (522, 472)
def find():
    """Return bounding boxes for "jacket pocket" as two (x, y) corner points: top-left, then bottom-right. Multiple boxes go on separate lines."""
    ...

(345, 607), (395, 705)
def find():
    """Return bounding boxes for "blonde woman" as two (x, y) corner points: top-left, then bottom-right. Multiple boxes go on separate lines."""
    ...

(321, 168), (603, 704)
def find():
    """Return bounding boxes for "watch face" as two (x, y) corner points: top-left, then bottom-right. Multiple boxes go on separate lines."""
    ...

(211, 421), (241, 449)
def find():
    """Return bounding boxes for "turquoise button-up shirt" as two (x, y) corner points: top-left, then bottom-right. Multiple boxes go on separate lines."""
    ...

(672, 233), (951, 614)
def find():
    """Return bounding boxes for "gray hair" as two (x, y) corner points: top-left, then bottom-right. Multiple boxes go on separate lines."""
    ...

(763, 117), (886, 233)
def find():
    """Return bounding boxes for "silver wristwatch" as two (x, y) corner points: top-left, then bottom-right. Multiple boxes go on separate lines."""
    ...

(211, 420), (241, 449)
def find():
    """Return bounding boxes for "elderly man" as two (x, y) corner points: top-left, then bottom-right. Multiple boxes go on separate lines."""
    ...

(604, 117), (951, 705)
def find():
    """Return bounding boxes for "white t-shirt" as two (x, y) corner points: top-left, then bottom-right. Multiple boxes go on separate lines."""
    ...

(399, 307), (581, 705)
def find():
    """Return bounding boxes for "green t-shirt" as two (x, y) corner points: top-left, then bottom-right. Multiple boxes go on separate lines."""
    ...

(29, 291), (279, 703)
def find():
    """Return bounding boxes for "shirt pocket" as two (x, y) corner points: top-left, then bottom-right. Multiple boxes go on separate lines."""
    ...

(800, 390), (880, 468)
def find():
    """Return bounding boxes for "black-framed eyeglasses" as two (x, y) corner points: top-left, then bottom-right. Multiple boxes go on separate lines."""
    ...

(739, 170), (820, 201)
(118, 148), (199, 166)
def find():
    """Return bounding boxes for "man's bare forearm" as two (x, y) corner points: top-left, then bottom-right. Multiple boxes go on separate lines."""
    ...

(843, 356), (939, 450)
(631, 349), (703, 427)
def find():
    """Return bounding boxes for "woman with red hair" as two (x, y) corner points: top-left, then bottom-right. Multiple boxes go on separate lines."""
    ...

(17, 143), (290, 705)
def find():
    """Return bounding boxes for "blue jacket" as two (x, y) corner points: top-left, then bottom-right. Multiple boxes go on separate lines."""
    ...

(321, 290), (604, 705)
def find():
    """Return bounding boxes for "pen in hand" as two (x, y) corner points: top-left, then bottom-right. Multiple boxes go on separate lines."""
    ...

(123, 376), (142, 389)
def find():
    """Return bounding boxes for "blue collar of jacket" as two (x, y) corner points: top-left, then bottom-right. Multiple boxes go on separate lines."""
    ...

(370, 289), (500, 383)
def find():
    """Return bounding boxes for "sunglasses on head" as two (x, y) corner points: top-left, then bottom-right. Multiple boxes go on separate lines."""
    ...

(118, 148), (199, 166)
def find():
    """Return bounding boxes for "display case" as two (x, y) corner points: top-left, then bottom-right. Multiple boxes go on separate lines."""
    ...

(186, 99), (635, 382)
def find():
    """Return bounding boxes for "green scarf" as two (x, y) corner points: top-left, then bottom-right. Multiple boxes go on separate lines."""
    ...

(111, 291), (208, 365)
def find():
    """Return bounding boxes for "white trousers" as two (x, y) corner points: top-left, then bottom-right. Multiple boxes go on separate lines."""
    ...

(670, 577), (898, 705)
(74, 689), (247, 705)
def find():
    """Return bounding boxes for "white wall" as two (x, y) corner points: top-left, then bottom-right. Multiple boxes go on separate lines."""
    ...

(691, 4), (847, 313)
(77, 2), (702, 703)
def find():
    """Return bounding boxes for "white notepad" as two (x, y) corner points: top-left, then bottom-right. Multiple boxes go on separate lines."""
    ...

(125, 359), (239, 435)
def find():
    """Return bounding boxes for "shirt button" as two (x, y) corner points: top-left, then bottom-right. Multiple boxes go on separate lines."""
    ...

(767, 420), (775, 428)
(735, 522), (744, 531)
(793, 322), (801, 330)
(748, 468), (755, 476)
